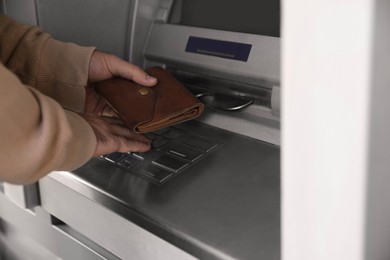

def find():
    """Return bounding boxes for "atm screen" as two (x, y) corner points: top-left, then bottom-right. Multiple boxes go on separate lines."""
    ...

(169, 0), (280, 37)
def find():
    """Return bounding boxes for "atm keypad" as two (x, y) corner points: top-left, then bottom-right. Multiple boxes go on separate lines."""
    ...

(102, 126), (220, 185)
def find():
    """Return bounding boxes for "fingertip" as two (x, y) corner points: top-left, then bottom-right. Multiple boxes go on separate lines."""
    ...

(144, 74), (158, 86)
(129, 136), (152, 152)
(129, 71), (157, 87)
(135, 142), (152, 153)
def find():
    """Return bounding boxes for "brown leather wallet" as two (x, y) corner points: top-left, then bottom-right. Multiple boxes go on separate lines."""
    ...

(95, 66), (204, 134)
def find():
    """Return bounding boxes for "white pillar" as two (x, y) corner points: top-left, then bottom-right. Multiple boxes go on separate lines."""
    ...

(364, 0), (390, 259)
(282, 0), (390, 259)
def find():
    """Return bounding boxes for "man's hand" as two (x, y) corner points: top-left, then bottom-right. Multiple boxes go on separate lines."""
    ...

(83, 51), (157, 155)
(80, 114), (152, 156)
(84, 83), (117, 117)
(85, 50), (157, 116)
(88, 50), (157, 85)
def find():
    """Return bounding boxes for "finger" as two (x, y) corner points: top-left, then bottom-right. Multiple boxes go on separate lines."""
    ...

(117, 138), (151, 153)
(107, 122), (151, 144)
(108, 56), (157, 86)
(127, 132), (151, 144)
(81, 113), (152, 155)
(112, 132), (151, 152)
(95, 128), (151, 155)
(120, 131), (152, 147)
(101, 116), (125, 125)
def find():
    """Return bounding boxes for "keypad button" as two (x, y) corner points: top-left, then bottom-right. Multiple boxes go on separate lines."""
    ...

(144, 133), (157, 140)
(139, 165), (172, 183)
(104, 152), (126, 163)
(118, 155), (140, 168)
(153, 137), (170, 149)
(168, 145), (203, 161)
(163, 129), (183, 139)
(132, 152), (146, 160)
(184, 137), (217, 152)
(153, 155), (188, 172)
(153, 128), (169, 135)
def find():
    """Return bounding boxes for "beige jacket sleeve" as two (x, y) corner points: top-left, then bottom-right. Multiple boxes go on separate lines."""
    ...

(0, 15), (97, 184)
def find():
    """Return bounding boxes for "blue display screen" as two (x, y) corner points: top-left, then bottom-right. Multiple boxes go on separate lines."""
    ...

(185, 36), (252, 62)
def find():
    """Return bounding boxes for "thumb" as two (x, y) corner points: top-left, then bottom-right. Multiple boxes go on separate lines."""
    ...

(108, 56), (157, 87)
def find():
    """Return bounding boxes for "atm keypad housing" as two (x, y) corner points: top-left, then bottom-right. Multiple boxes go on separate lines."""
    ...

(101, 126), (220, 185)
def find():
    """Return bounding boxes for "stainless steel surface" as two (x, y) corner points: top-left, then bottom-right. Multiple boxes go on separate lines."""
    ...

(130, 0), (163, 65)
(43, 120), (280, 260)
(0, 193), (119, 260)
(145, 23), (280, 88)
(198, 105), (280, 145)
(35, 0), (136, 59)
(3, 182), (39, 209)
(271, 86), (281, 116)
(0, 220), (60, 260)
(39, 176), (198, 260)
(154, 0), (173, 22)
(2, 0), (37, 25)
(3, 0), (165, 67)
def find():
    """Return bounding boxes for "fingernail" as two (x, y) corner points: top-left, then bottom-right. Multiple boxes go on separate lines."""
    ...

(146, 74), (157, 83)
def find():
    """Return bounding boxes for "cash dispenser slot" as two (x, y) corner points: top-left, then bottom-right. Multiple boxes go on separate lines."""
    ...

(169, 69), (273, 112)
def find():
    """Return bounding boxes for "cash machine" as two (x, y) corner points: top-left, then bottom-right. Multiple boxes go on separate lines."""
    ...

(0, 0), (281, 259)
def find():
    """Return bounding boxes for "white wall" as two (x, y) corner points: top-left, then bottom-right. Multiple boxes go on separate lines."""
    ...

(282, 0), (390, 259)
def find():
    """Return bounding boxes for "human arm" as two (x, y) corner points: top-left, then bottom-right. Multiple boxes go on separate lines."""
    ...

(0, 64), (96, 184)
(0, 15), (155, 183)
(0, 15), (97, 184)
(0, 64), (152, 184)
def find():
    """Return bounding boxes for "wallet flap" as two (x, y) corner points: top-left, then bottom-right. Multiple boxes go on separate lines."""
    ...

(146, 67), (202, 121)
(136, 104), (203, 133)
